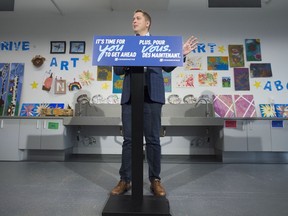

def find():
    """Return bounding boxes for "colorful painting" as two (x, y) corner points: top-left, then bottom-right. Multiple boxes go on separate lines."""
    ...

(79, 70), (95, 86)
(259, 104), (276, 117)
(0, 63), (10, 116)
(245, 39), (262, 61)
(113, 73), (124, 94)
(163, 71), (171, 92)
(274, 104), (288, 118)
(20, 103), (65, 117)
(198, 72), (218, 86)
(250, 63), (272, 78)
(97, 66), (112, 81)
(42, 70), (53, 92)
(4, 63), (24, 116)
(176, 72), (194, 88)
(222, 77), (231, 88)
(228, 45), (244, 67)
(185, 56), (202, 70)
(213, 95), (235, 118)
(234, 95), (257, 117)
(234, 68), (250, 91)
(207, 56), (229, 70)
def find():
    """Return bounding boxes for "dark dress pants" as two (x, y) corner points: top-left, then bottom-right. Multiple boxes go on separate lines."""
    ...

(119, 92), (162, 182)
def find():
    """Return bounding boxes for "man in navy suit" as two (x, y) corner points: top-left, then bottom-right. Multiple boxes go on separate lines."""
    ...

(111, 9), (198, 196)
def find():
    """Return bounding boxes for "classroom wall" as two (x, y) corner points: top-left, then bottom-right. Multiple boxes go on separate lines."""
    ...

(1, 7), (287, 154)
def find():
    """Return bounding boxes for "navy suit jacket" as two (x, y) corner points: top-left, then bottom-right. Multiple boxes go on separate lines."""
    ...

(114, 66), (175, 104)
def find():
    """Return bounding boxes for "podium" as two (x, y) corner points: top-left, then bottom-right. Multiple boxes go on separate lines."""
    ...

(102, 67), (171, 216)
(92, 35), (182, 216)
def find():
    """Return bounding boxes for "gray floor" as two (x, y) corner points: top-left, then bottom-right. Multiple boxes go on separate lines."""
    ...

(1, 160), (288, 216)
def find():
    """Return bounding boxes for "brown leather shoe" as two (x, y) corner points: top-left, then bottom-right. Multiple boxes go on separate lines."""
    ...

(110, 180), (131, 195)
(150, 179), (166, 196)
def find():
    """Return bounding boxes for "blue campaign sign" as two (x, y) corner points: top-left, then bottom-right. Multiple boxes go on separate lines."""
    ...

(92, 35), (183, 67)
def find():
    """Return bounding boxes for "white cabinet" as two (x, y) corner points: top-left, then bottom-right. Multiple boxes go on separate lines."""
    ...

(223, 120), (271, 152)
(223, 120), (247, 151)
(0, 119), (22, 160)
(19, 119), (69, 150)
(271, 120), (288, 151)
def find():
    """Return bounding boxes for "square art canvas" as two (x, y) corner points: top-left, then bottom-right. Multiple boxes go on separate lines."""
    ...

(274, 104), (288, 118)
(259, 104), (276, 117)
(245, 39), (262, 61)
(185, 56), (202, 70)
(250, 63), (272, 78)
(234, 95), (257, 117)
(228, 45), (245, 67)
(213, 95), (235, 117)
(234, 68), (250, 91)
(163, 71), (172, 92)
(207, 56), (229, 70)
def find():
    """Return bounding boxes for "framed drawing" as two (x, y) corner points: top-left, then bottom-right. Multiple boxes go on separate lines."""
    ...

(50, 41), (66, 54)
(70, 41), (86, 54)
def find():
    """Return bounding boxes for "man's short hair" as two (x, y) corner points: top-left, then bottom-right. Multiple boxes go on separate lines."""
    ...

(134, 9), (151, 30)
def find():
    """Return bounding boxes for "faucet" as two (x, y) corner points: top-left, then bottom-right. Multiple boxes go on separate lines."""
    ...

(77, 98), (91, 116)
(195, 98), (210, 117)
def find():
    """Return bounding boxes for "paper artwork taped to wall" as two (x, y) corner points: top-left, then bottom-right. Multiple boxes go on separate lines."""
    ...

(185, 56), (202, 70)
(228, 45), (245, 67)
(234, 68), (250, 91)
(250, 63), (272, 78)
(198, 72), (218, 86)
(234, 95), (257, 117)
(222, 77), (231, 88)
(0, 63), (10, 116)
(97, 66), (112, 81)
(42, 70), (53, 92)
(79, 70), (94, 86)
(0, 63), (25, 116)
(245, 39), (262, 61)
(176, 72), (194, 88)
(274, 104), (288, 118)
(213, 95), (235, 117)
(113, 74), (124, 94)
(259, 104), (276, 117)
(163, 71), (171, 92)
(54, 78), (66, 94)
(20, 103), (64, 117)
(207, 56), (229, 70)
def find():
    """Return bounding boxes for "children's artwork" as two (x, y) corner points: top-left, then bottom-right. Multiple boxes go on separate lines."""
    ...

(0, 63), (10, 116)
(213, 95), (235, 117)
(97, 66), (112, 81)
(250, 63), (272, 78)
(68, 79), (82, 91)
(207, 56), (229, 70)
(274, 104), (288, 118)
(234, 95), (257, 117)
(185, 56), (202, 70)
(4, 63), (24, 116)
(163, 71), (171, 92)
(176, 72), (194, 88)
(20, 103), (65, 117)
(54, 78), (66, 94)
(222, 77), (231, 88)
(198, 72), (218, 86)
(42, 70), (53, 91)
(234, 68), (250, 91)
(228, 45), (244, 67)
(113, 73), (124, 94)
(79, 70), (94, 86)
(259, 104), (276, 117)
(245, 39), (262, 61)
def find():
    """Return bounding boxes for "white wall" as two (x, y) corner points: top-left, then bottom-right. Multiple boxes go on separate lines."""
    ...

(1, 7), (287, 154)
